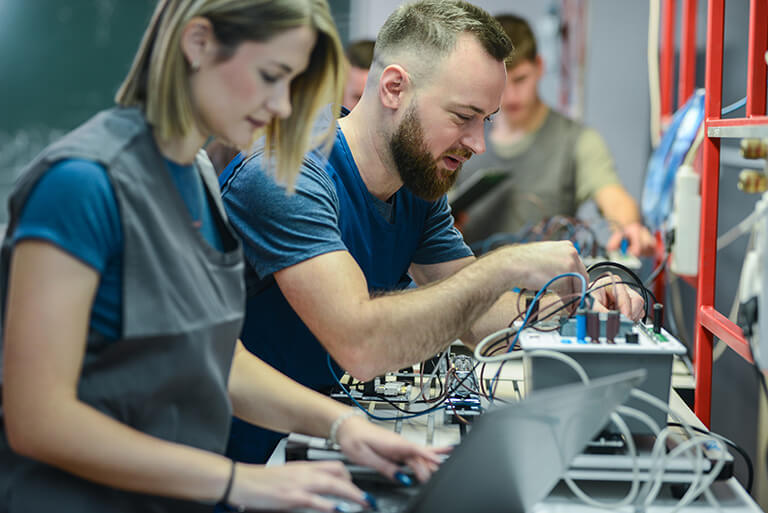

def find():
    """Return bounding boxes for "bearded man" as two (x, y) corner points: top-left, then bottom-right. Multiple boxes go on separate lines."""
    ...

(219, 0), (644, 464)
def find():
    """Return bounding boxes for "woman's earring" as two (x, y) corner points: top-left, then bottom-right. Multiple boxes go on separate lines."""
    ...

(191, 61), (200, 72)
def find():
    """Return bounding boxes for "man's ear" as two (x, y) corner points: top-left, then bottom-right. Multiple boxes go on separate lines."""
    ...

(534, 55), (545, 79)
(180, 16), (216, 70)
(378, 64), (411, 110)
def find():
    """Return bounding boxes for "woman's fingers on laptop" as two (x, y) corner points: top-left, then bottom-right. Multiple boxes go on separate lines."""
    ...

(404, 456), (438, 483)
(336, 416), (445, 477)
(233, 461), (367, 511)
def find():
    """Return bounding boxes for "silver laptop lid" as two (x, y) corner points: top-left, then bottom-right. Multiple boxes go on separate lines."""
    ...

(404, 369), (646, 513)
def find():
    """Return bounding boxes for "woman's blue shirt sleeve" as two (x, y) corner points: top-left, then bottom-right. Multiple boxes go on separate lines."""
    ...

(13, 159), (122, 272)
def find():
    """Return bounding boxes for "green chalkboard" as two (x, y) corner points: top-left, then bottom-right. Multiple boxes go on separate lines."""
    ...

(0, 1), (156, 222)
(0, 0), (351, 224)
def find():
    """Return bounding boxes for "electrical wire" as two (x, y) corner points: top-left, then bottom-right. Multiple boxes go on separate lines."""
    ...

(474, 322), (730, 509)
(485, 272), (588, 400)
(644, 251), (670, 287)
(506, 272), (588, 353)
(682, 123), (706, 167)
(721, 96), (747, 116)
(630, 389), (727, 512)
(586, 260), (654, 319)
(717, 205), (766, 251)
(667, 422), (753, 494)
(745, 333), (768, 476)
(327, 353), (481, 421)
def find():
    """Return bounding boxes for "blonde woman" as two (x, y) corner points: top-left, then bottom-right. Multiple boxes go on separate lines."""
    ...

(0, 1), (442, 512)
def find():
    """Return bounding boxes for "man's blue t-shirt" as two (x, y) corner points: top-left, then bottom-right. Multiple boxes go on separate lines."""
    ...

(220, 123), (472, 462)
(14, 158), (223, 340)
(221, 125), (472, 385)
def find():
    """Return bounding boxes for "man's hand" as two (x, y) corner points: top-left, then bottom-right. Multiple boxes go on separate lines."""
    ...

(606, 222), (655, 257)
(335, 415), (448, 483)
(505, 241), (588, 298)
(588, 273), (645, 321)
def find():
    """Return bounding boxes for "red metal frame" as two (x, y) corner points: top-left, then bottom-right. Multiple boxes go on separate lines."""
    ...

(654, 1), (699, 308)
(678, 0), (698, 107)
(694, 0), (768, 427)
(746, 0), (767, 116)
(660, 0), (678, 119)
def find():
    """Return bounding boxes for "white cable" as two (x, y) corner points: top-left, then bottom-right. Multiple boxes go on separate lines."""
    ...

(476, 328), (726, 511)
(717, 206), (765, 251)
(682, 124), (706, 167)
(526, 349), (591, 383)
(630, 389), (726, 511)
(474, 329), (591, 383)
(475, 334), (646, 510)
(564, 411), (641, 509)
(648, 0), (662, 148)
(474, 327), (515, 363)
(616, 404), (661, 435)
(413, 351), (448, 403)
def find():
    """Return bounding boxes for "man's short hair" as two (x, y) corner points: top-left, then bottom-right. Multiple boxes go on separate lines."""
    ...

(345, 39), (376, 69)
(372, 1), (513, 83)
(495, 14), (538, 69)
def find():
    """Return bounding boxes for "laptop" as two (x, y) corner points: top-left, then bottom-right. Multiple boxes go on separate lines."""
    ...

(323, 369), (646, 513)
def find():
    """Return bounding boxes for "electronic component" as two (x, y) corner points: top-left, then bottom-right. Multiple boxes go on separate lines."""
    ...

(375, 381), (409, 397)
(330, 375), (413, 404)
(519, 313), (687, 435)
(444, 354), (482, 423)
(652, 303), (664, 333)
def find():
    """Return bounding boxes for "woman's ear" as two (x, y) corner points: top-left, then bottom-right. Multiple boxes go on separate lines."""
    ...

(377, 64), (412, 110)
(180, 16), (215, 71)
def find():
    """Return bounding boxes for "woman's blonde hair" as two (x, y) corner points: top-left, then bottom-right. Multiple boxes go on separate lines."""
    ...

(116, 0), (344, 184)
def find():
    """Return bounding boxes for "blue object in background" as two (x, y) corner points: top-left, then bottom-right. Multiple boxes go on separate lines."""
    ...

(641, 89), (705, 231)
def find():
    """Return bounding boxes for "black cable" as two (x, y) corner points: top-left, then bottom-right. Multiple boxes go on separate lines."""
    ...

(644, 251), (670, 287)
(744, 333), (768, 477)
(667, 422), (753, 494)
(520, 279), (649, 331)
(587, 261), (654, 320)
(371, 362), (482, 415)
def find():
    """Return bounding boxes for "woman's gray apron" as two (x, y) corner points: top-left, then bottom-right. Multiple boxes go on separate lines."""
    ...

(0, 107), (245, 512)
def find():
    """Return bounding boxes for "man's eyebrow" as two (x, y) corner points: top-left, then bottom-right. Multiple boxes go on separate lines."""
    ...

(450, 103), (500, 117)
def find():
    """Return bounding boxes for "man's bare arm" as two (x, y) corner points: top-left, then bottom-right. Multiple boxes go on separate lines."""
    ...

(275, 241), (585, 380)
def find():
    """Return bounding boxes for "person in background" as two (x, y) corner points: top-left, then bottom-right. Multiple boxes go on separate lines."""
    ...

(455, 13), (655, 257)
(0, 1), (442, 512)
(342, 39), (375, 109)
(220, 0), (645, 465)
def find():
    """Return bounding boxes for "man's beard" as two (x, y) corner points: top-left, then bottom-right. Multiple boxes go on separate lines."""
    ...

(388, 105), (469, 201)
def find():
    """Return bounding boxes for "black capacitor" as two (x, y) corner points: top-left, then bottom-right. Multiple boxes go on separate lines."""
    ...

(586, 311), (600, 342)
(605, 311), (620, 343)
(525, 295), (539, 323)
(625, 332), (639, 344)
(653, 303), (664, 334)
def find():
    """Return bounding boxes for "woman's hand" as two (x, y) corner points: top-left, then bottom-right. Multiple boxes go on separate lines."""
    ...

(335, 415), (449, 483)
(230, 461), (368, 512)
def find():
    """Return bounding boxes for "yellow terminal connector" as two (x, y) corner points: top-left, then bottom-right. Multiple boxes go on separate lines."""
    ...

(740, 138), (768, 160)
(737, 169), (768, 194)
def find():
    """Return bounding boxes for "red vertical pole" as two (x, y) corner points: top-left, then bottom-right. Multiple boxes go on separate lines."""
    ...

(694, 0), (725, 428)
(746, 0), (768, 116)
(661, 0), (678, 118)
(678, 0), (698, 107)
